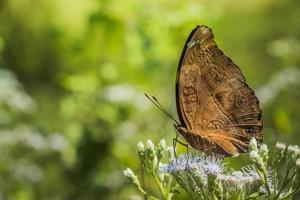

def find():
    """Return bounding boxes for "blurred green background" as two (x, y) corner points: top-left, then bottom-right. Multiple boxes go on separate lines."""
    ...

(0, 0), (300, 199)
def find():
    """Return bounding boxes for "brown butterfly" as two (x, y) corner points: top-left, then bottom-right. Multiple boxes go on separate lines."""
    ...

(146, 25), (263, 156)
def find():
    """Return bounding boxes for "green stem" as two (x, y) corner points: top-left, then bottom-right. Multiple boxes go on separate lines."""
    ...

(136, 182), (160, 200)
(262, 168), (271, 198)
(275, 164), (292, 200)
(273, 163), (277, 198)
(152, 173), (167, 200)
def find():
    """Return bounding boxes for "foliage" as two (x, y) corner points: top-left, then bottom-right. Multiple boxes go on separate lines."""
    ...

(124, 139), (300, 200)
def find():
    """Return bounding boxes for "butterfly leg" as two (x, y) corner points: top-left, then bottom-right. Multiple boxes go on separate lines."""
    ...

(172, 134), (179, 159)
(185, 144), (190, 170)
(173, 135), (189, 153)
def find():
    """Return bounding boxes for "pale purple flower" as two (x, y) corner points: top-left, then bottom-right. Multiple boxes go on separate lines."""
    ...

(160, 153), (224, 179)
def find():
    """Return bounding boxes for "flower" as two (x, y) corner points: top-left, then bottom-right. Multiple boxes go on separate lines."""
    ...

(137, 141), (145, 152)
(296, 159), (300, 168)
(275, 142), (286, 151)
(146, 139), (155, 151)
(249, 150), (265, 170)
(220, 166), (260, 186)
(159, 139), (167, 151)
(123, 168), (140, 187)
(249, 137), (258, 151)
(249, 151), (260, 161)
(160, 153), (225, 182)
(202, 155), (224, 176)
(145, 139), (155, 160)
(259, 144), (268, 155)
(287, 145), (300, 157)
(259, 144), (269, 163)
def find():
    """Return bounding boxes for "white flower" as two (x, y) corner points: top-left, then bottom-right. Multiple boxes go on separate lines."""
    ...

(249, 151), (260, 161)
(249, 137), (258, 151)
(275, 142), (286, 151)
(137, 141), (145, 152)
(123, 168), (139, 186)
(220, 166), (260, 186)
(259, 144), (268, 154)
(123, 168), (135, 179)
(288, 145), (300, 157)
(202, 155), (224, 176)
(159, 139), (167, 150)
(296, 159), (300, 167)
(146, 139), (155, 151)
(259, 144), (269, 162)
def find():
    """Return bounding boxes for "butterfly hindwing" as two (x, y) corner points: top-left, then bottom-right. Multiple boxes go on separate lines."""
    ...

(176, 25), (263, 156)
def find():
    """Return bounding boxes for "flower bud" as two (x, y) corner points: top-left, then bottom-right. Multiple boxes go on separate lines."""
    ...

(275, 142), (286, 151)
(288, 145), (300, 159)
(296, 159), (300, 168)
(259, 144), (269, 163)
(145, 139), (156, 161)
(137, 141), (145, 152)
(250, 151), (264, 170)
(146, 139), (155, 151)
(249, 137), (258, 151)
(249, 151), (260, 161)
(159, 139), (167, 151)
(123, 168), (140, 187)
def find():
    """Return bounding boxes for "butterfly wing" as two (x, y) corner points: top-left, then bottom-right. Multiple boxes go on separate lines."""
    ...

(176, 25), (263, 156)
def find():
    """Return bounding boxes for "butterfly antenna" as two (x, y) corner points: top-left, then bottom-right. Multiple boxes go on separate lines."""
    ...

(144, 93), (179, 125)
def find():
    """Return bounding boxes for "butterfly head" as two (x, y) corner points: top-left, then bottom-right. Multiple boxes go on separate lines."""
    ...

(173, 124), (190, 137)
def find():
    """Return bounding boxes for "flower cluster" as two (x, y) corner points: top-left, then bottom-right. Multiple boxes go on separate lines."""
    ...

(124, 139), (300, 200)
(123, 139), (176, 200)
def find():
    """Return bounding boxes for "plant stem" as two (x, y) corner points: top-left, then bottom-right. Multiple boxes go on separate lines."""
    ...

(152, 171), (167, 200)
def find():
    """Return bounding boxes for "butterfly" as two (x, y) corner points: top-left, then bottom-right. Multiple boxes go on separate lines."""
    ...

(146, 25), (263, 156)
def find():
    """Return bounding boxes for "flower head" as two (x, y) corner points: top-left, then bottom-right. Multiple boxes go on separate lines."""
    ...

(275, 142), (286, 151)
(220, 166), (260, 186)
(296, 159), (300, 168)
(249, 137), (258, 151)
(288, 145), (300, 158)
(137, 141), (145, 152)
(259, 144), (269, 163)
(146, 139), (155, 151)
(159, 139), (167, 150)
(161, 153), (225, 183)
(123, 168), (140, 187)
(202, 155), (225, 176)
(249, 151), (260, 161)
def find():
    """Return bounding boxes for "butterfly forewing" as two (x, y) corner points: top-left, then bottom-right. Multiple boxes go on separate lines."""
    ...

(175, 25), (263, 156)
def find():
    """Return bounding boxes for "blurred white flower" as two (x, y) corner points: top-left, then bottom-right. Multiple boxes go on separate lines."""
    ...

(256, 68), (300, 106)
(48, 134), (68, 151)
(249, 151), (260, 161)
(158, 139), (167, 151)
(12, 163), (43, 182)
(0, 69), (36, 113)
(267, 37), (300, 57)
(287, 145), (300, 157)
(275, 142), (286, 151)
(103, 84), (149, 110)
(296, 159), (300, 168)
(137, 141), (145, 152)
(0, 126), (68, 152)
(146, 139), (155, 151)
